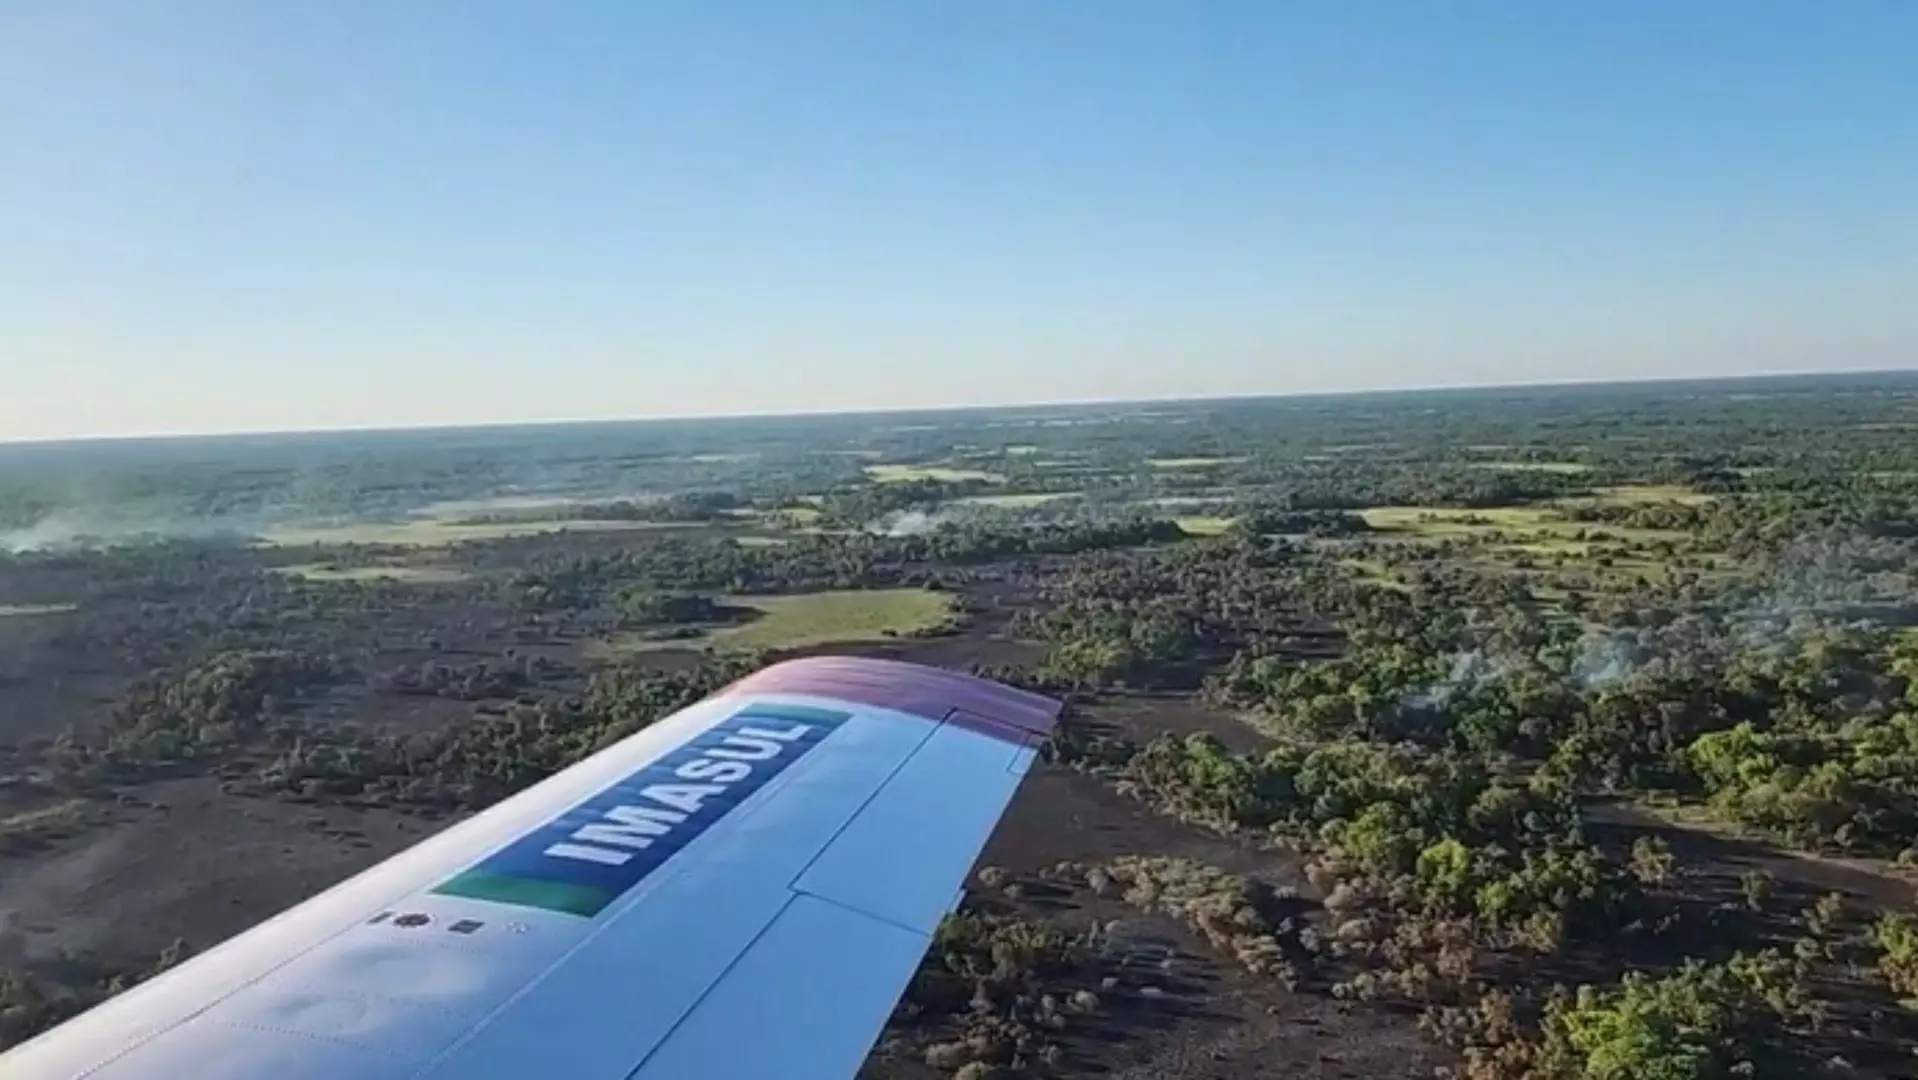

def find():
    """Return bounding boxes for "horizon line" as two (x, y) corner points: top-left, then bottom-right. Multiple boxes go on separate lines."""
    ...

(5, 365), (1914, 448)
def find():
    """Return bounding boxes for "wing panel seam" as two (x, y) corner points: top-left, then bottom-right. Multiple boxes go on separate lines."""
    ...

(783, 710), (948, 890)
(201, 1019), (415, 1058)
(620, 709), (947, 1079)
(412, 708), (929, 1079)
(787, 885), (932, 939)
(617, 893), (800, 1080)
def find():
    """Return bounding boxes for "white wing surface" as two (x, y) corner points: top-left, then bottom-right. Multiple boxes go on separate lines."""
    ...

(2, 656), (1061, 1080)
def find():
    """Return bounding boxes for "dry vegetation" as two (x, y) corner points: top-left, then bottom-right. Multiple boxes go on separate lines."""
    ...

(7, 374), (1918, 1077)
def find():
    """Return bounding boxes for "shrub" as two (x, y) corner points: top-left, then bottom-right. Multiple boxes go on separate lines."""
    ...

(1876, 913), (1918, 998)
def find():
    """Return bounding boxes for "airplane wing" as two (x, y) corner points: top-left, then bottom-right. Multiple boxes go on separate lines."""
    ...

(2, 656), (1061, 1080)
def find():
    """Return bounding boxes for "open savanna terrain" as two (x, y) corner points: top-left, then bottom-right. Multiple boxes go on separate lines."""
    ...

(5, 372), (1918, 1076)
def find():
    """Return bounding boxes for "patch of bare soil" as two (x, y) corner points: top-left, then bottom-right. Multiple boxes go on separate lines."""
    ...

(865, 697), (1447, 1080)
(1081, 693), (1274, 755)
(0, 559), (1443, 1076)
(1588, 799), (1918, 909)
(0, 777), (438, 970)
(0, 608), (139, 744)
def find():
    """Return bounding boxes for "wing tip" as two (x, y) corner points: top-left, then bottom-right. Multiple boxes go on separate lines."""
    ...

(716, 655), (1062, 742)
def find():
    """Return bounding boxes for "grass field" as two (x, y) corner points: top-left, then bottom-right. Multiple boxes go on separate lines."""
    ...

(272, 564), (469, 584)
(1358, 504), (1695, 593)
(1148, 456), (1244, 469)
(864, 464), (1007, 484)
(1362, 505), (1556, 534)
(765, 504), (826, 525)
(959, 491), (1079, 508)
(1339, 558), (1409, 592)
(1145, 495), (1229, 508)
(0, 799), (99, 852)
(1468, 460), (1592, 474)
(1494, 541), (1595, 558)
(712, 589), (958, 650)
(260, 518), (686, 548)
(1567, 484), (1717, 506)
(595, 588), (960, 656)
(0, 603), (77, 618)
(1363, 504), (1688, 542)
(1175, 516), (1237, 536)
(727, 504), (826, 528)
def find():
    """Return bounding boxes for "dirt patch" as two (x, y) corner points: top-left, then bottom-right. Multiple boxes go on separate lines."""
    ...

(0, 610), (136, 743)
(0, 777), (438, 970)
(0, 541), (1442, 1075)
(1084, 693), (1274, 755)
(863, 759), (1444, 1078)
(861, 682), (1454, 1077)
(1587, 799), (1918, 912)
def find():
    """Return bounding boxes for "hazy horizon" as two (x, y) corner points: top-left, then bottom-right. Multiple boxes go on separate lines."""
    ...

(3, 367), (1912, 450)
(5, 3), (1914, 441)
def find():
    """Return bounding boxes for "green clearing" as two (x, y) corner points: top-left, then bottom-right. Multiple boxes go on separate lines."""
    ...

(1567, 484), (1717, 507)
(1360, 505), (1693, 590)
(1361, 505), (1556, 534)
(1362, 504), (1686, 543)
(728, 504), (824, 527)
(959, 491), (1079, 509)
(273, 564), (469, 584)
(259, 518), (690, 548)
(712, 589), (958, 650)
(1147, 456), (1245, 469)
(1339, 558), (1409, 592)
(732, 535), (789, 548)
(1494, 541), (1595, 558)
(1468, 460), (1591, 474)
(864, 464), (1007, 484)
(594, 588), (960, 656)
(0, 801), (90, 830)
(0, 799), (99, 851)
(1175, 516), (1236, 537)
(0, 603), (77, 618)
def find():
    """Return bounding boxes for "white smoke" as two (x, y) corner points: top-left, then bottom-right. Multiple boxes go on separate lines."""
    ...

(1, 511), (108, 553)
(0, 510), (248, 553)
(872, 509), (959, 537)
(1572, 632), (1642, 689)
(1402, 650), (1507, 708)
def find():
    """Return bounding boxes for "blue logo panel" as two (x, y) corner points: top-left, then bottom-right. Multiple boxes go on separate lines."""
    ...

(434, 702), (851, 916)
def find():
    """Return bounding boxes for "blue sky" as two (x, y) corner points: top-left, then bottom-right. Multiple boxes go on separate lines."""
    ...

(2, 2), (1913, 440)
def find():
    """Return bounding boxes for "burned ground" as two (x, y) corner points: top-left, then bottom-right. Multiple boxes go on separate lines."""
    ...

(9, 380), (1918, 1075)
(0, 548), (1451, 1078)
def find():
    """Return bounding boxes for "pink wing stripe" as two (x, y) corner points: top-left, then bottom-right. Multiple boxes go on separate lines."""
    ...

(718, 655), (1061, 744)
